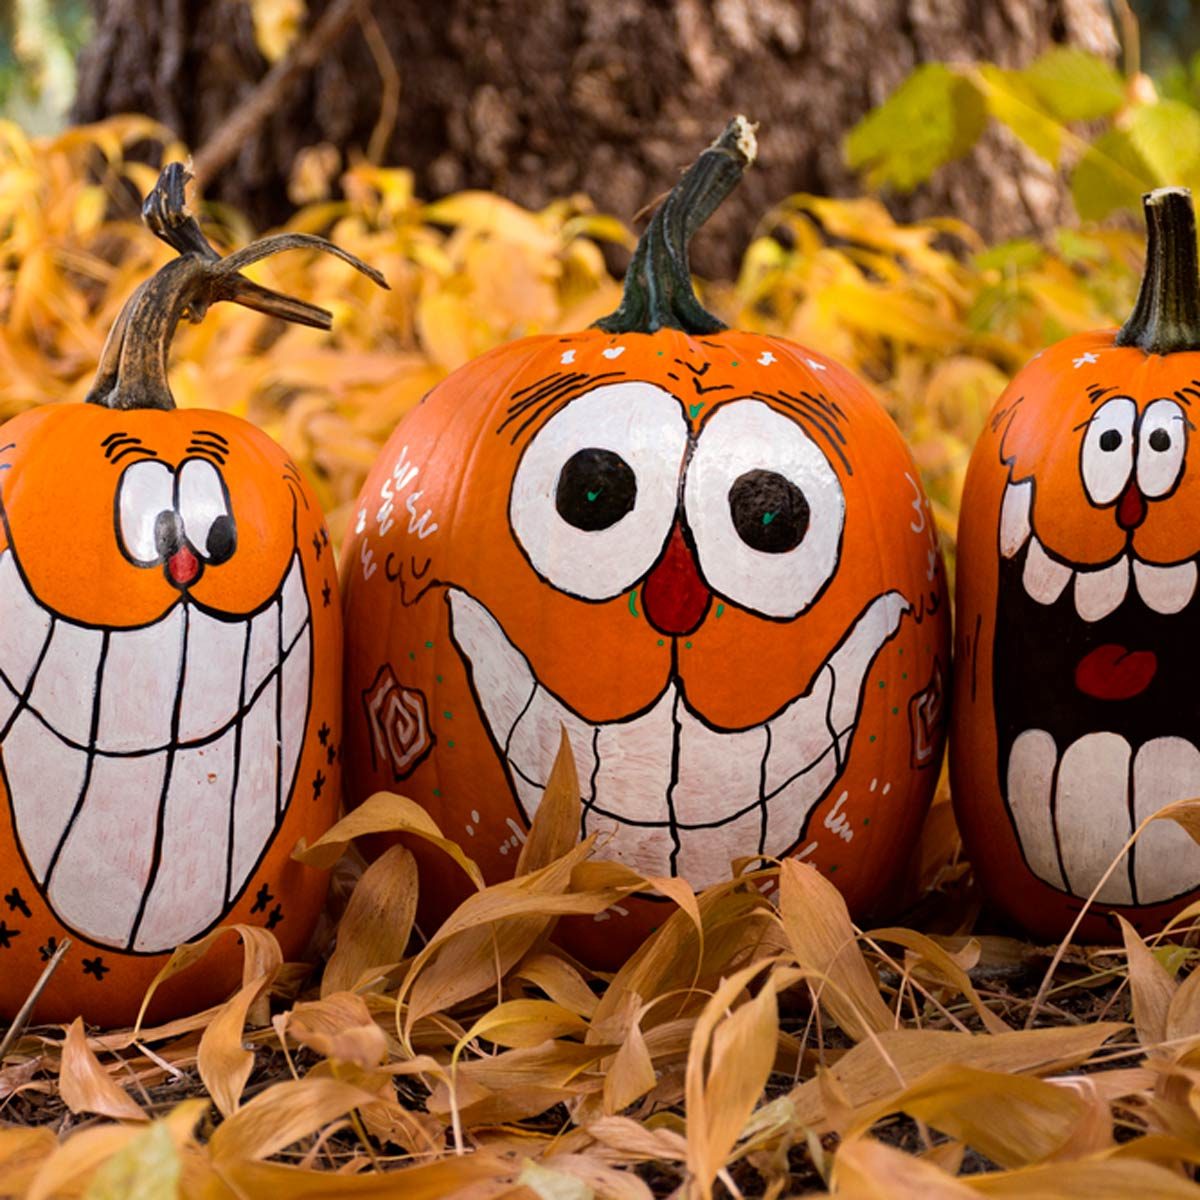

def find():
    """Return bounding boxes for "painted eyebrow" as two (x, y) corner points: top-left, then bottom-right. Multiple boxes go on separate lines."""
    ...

(754, 389), (853, 476)
(101, 434), (161, 465)
(186, 439), (228, 464)
(497, 370), (627, 443)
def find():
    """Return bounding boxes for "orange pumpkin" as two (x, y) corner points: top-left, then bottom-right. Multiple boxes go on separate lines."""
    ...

(341, 120), (950, 962)
(952, 187), (1200, 940)
(0, 166), (384, 1025)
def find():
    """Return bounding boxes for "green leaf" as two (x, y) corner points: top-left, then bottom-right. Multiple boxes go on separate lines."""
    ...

(975, 64), (1063, 165)
(845, 63), (987, 191)
(1126, 100), (1200, 185)
(1020, 48), (1125, 122)
(84, 1123), (180, 1200)
(1070, 128), (1156, 221)
(973, 238), (1045, 272)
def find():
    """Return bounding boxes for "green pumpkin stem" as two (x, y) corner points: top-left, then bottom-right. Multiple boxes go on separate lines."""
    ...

(86, 162), (388, 411)
(1115, 187), (1200, 355)
(595, 116), (757, 336)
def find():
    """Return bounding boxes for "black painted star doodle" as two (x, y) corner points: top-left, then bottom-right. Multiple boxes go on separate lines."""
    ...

(82, 956), (110, 980)
(312, 532), (323, 559)
(312, 769), (326, 800)
(0, 921), (18, 949)
(251, 883), (274, 914)
(322, 580), (332, 607)
(318, 722), (330, 746)
(4, 887), (31, 919)
(39, 937), (58, 962)
(265, 904), (284, 930)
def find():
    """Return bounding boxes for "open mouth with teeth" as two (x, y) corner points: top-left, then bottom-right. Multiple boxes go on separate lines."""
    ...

(996, 477), (1200, 907)
(0, 545), (312, 953)
(447, 586), (908, 884)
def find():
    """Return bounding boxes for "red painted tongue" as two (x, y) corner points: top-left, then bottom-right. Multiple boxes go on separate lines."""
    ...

(1075, 643), (1157, 701)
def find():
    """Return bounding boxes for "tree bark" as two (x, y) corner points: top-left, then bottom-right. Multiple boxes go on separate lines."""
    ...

(73, 0), (1119, 276)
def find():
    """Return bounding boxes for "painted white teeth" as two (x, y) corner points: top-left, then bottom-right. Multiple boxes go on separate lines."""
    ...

(132, 732), (238, 952)
(28, 622), (104, 746)
(1131, 737), (1200, 904)
(1007, 729), (1065, 891)
(178, 608), (247, 743)
(1012, 729), (1200, 907)
(1074, 556), (1128, 623)
(447, 584), (903, 884)
(1133, 559), (1197, 615)
(999, 480), (1033, 558)
(0, 550), (312, 951)
(1023, 537), (1072, 605)
(97, 607), (183, 752)
(0, 550), (50, 693)
(1055, 732), (1133, 904)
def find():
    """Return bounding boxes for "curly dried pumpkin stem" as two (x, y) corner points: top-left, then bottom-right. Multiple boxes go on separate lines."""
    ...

(1115, 187), (1200, 355)
(87, 162), (388, 412)
(595, 115), (757, 336)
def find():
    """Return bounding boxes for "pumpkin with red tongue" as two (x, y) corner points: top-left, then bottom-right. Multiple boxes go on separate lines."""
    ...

(340, 118), (950, 964)
(952, 186), (1200, 940)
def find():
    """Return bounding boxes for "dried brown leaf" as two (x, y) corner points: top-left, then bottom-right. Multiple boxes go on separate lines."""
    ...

(603, 1012), (657, 1113)
(283, 992), (389, 1067)
(779, 859), (893, 1041)
(322, 843), (419, 996)
(516, 727), (582, 876)
(198, 973), (273, 1118)
(59, 1017), (146, 1122)
(1118, 915), (1177, 1049)
(832, 1136), (978, 1198)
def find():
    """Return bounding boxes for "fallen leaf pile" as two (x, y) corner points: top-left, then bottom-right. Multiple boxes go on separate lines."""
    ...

(3, 117), (1199, 1198)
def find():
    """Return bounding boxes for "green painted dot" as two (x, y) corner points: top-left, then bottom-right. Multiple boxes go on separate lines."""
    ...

(731, 360), (739, 367)
(657, 350), (664, 356)
(684, 641), (692, 650)
(762, 511), (777, 526)
(408, 651), (416, 661)
(901, 672), (908, 680)
(436, 675), (443, 684)
(878, 680), (885, 688)
(689, 402), (704, 418)
(424, 640), (434, 649)
(862, 817), (871, 826)
(587, 489), (601, 502)
(829, 864), (839, 873)
(657, 639), (665, 647)
(443, 711), (453, 720)
(447, 740), (456, 749)
(869, 734), (877, 743)
(898, 648), (903, 656)
(891, 706), (899, 715)
(715, 603), (725, 618)
(432, 788), (442, 797)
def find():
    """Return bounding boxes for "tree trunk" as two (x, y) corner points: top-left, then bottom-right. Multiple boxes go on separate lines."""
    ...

(73, 0), (1118, 276)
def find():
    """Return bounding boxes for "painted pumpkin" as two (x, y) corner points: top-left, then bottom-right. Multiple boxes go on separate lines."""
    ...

(341, 119), (950, 963)
(0, 166), (384, 1025)
(952, 187), (1200, 940)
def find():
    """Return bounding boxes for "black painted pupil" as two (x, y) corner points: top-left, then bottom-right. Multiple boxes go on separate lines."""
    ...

(1149, 427), (1172, 452)
(555, 447), (636, 531)
(728, 469), (809, 553)
(1099, 429), (1122, 452)
(207, 515), (237, 564)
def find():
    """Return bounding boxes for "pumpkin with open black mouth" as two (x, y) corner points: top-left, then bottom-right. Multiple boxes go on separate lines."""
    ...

(341, 120), (950, 962)
(953, 187), (1200, 940)
(0, 166), (385, 1025)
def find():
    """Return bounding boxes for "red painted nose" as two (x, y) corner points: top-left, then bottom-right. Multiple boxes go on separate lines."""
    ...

(1117, 479), (1147, 531)
(167, 544), (201, 588)
(642, 524), (711, 637)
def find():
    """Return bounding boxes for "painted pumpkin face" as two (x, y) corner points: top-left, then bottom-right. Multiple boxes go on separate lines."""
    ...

(342, 335), (949, 959)
(952, 188), (1200, 939)
(0, 164), (380, 1024)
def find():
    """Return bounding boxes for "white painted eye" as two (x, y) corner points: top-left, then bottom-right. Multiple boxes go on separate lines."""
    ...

(1081, 396), (1137, 505)
(1137, 398), (1188, 499)
(509, 382), (689, 601)
(178, 458), (236, 564)
(684, 399), (845, 619)
(117, 460), (175, 565)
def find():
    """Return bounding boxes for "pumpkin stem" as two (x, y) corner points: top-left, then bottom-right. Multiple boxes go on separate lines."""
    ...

(86, 162), (388, 411)
(1115, 187), (1200, 355)
(595, 116), (757, 335)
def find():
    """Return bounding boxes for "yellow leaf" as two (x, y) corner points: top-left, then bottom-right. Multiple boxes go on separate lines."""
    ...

(284, 992), (390, 1067)
(1118, 915), (1177, 1049)
(603, 1014), (657, 1114)
(833, 1136), (978, 1198)
(83, 1121), (179, 1200)
(249, 0), (304, 62)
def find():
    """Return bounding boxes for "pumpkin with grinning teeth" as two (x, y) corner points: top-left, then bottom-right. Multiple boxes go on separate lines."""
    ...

(340, 119), (951, 963)
(0, 165), (386, 1025)
(952, 186), (1200, 940)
